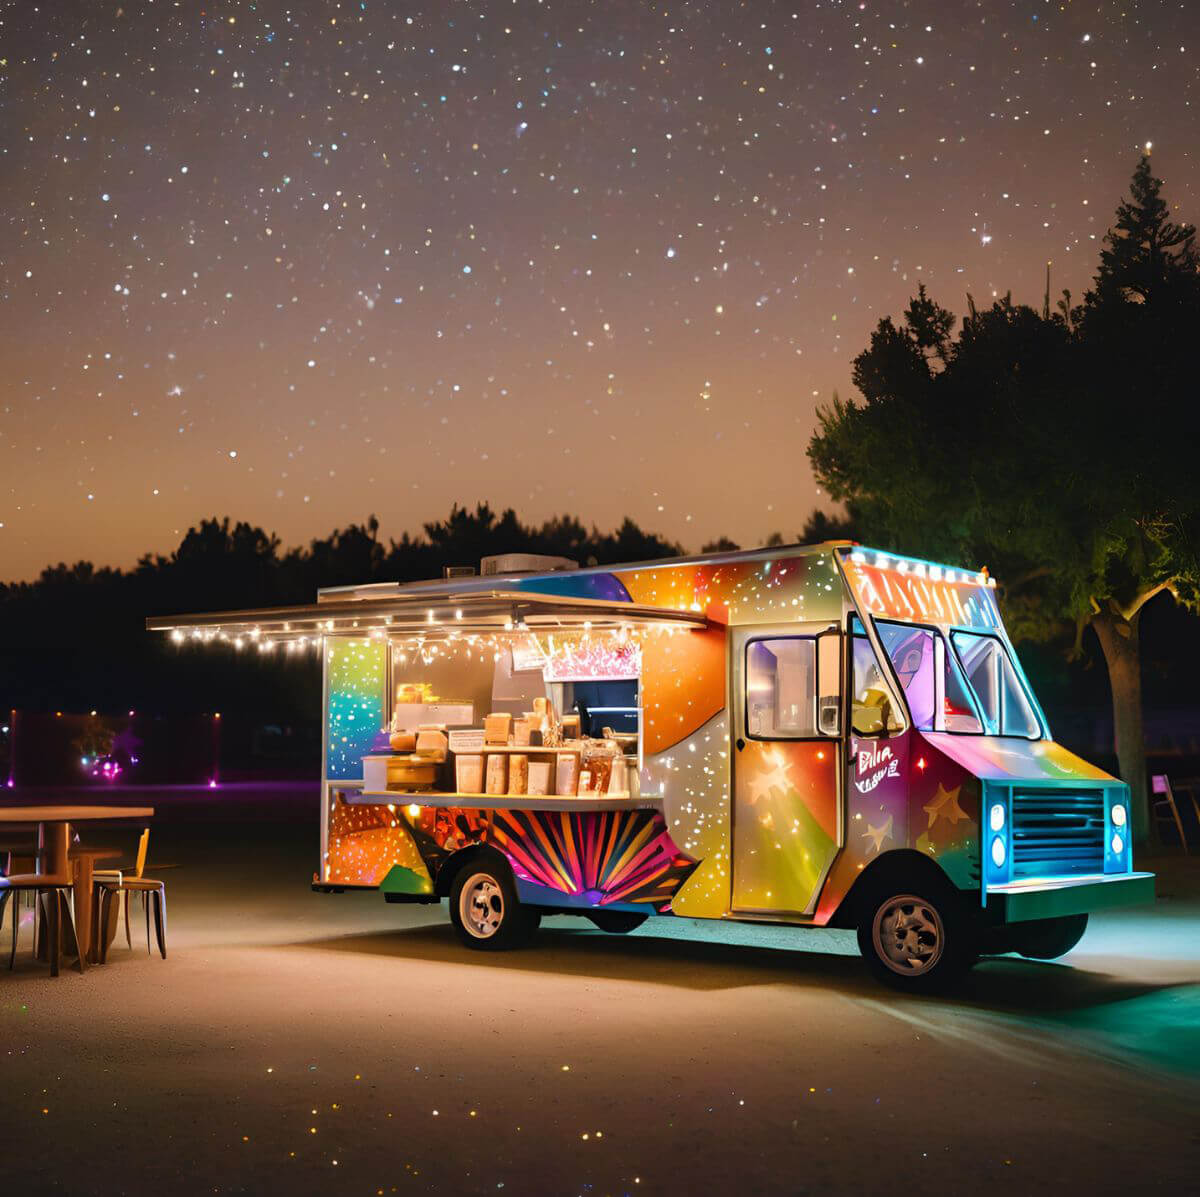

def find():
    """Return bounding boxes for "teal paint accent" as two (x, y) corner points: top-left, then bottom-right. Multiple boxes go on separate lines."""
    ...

(380, 863), (434, 896)
(998, 873), (1155, 923)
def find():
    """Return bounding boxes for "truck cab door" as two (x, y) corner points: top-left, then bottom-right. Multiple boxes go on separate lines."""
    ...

(729, 623), (843, 916)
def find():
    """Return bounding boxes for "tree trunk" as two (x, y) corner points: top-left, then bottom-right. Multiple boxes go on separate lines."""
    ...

(1090, 608), (1151, 846)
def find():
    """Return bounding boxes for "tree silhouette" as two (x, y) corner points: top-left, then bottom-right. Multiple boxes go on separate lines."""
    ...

(0, 505), (683, 719)
(809, 156), (1200, 842)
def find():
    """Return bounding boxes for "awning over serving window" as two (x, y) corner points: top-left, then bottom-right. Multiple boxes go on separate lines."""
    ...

(146, 588), (710, 645)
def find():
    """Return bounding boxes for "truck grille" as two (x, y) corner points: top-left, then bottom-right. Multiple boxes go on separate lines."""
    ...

(1010, 788), (1105, 878)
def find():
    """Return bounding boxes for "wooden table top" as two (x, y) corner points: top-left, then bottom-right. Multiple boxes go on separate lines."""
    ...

(0, 805), (155, 823)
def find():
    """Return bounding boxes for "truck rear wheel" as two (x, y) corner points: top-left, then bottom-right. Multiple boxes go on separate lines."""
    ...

(1008, 914), (1088, 960)
(448, 861), (540, 951)
(857, 884), (976, 992)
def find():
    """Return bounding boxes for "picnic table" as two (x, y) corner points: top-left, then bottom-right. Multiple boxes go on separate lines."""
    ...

(0, 805), (155, 963)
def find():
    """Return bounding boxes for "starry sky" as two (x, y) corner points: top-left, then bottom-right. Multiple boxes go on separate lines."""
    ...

(2, 1), (1197, 582)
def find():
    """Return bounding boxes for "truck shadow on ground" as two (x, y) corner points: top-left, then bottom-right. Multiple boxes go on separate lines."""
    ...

(291, 920), (1184, 1017)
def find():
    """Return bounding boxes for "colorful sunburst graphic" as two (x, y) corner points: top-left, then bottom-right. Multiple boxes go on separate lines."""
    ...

(487, 808), (699, 911)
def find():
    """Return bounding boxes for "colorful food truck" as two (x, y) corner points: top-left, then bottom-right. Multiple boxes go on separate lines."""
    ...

(149, 542), (1153, 990)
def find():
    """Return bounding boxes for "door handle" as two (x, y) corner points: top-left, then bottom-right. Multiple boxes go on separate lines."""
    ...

(735, 738), (745, 752)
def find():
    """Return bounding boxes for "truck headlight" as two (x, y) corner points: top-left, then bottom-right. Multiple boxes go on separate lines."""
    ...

(989, 803), (1005, 832)
(990, 836), (1006, 868)
(1111, 803), (1127, 827)
(1111, 833), (1124, 856)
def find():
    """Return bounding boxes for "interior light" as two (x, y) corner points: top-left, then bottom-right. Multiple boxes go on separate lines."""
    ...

(1111, 803), (1127, 827)
(989, 803), (1005, 832)
(991, 836), (1006, 868)
(1111, 833), (1124, 856)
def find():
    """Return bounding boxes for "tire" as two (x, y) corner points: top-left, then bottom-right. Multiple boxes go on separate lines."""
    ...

(587, 910), (648, 934)
(857, 883), (976, 993)
(1008, 914), (1088, 961)
(448, 860), (540, 951)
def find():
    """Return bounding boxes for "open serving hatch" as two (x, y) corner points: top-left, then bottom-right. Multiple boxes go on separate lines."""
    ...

(146, 588), (711, 645)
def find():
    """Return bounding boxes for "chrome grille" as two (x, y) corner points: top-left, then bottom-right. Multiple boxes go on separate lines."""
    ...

(1010, 788), (1105, 878)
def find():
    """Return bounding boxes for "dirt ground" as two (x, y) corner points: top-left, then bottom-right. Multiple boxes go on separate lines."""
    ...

(2, 783), (1198, 1195)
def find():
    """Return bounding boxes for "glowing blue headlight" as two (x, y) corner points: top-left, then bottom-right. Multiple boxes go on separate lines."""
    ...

(990, 836), (1006, 868)
(989, 803), (1005, 832)
(1111, 833), (1124, 856)
(1111, 803), (1127, 828)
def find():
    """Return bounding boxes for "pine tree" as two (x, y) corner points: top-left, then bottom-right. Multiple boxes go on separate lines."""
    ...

(1091, 155), (1198, 306)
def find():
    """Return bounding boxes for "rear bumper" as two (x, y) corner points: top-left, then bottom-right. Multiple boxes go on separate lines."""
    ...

(986, 871), (1155, 922)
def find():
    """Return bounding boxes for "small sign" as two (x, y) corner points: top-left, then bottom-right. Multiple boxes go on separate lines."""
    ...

(448, 728), (486, 753)
(511, 638), (547, 672)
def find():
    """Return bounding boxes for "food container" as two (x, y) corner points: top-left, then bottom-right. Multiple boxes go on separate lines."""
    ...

(485, 753), (509, 794)
(364, 753), (438, 792)
(508, 754), (529, 795)
(455, 754), (485, 794)
(484, 713), (513, 745)
(527, 760), (554, 796)
(554, 751), (580, 796)
(415, 729), (448, 761)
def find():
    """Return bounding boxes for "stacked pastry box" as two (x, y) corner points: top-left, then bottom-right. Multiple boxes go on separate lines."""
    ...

(449, 700), (638, 801)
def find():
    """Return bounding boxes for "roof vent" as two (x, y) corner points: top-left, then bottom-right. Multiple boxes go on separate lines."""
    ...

(443, 565), (476, 579)
(480, 553), (579, 576)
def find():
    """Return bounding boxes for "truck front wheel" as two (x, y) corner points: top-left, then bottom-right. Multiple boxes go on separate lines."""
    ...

(448, 861), (540, 951)
(1008, 914), (1088, 960)
(857, 885), (976, 992)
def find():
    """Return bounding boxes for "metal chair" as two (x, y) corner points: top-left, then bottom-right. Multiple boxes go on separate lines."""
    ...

(93, 829), (167, 960)
(1151, 774), (1189, 852)
(0, 873), (85, 976)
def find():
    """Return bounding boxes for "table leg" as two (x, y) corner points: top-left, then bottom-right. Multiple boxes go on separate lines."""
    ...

(73, 853), (97, 963)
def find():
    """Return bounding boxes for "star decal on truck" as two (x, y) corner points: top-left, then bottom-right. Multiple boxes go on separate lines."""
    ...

(923, 783), (967, 829)
(862, 813), (894, 855)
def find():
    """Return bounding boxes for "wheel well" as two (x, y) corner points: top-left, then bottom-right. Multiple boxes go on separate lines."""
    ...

(434, 844), (514, 898)
(828, 850), (969, 928)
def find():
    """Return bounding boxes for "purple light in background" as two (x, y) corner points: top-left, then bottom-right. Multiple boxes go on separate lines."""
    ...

(209, 778), (218, 789)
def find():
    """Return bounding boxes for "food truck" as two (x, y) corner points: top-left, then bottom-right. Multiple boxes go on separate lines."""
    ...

(149, 542), (1154, 990)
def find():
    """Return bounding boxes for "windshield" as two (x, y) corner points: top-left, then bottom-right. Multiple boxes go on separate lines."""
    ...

(874, 621), (983, 734)
(951, 631), (1041, 738)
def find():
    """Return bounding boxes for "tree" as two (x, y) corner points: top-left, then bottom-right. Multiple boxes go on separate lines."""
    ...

(808, 157), (1200, 843)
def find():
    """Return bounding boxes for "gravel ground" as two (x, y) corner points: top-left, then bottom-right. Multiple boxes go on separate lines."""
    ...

(2, 783), (1198, 1196)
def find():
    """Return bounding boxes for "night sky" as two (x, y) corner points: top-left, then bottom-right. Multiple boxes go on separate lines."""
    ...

(2, 2), (1197, 582)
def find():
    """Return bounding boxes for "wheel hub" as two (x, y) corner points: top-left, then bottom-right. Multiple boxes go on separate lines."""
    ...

(873, 895), (944, 976)
(460, 874), (504, 938)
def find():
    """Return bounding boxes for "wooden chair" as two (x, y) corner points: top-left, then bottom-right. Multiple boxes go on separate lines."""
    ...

(1151, 774), (1189, 852)
(0, 874), (86, 976)
(93, 829), (167, 960)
